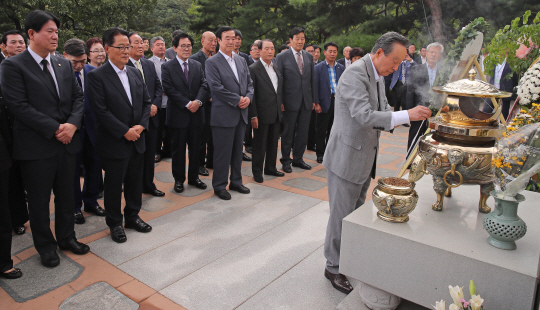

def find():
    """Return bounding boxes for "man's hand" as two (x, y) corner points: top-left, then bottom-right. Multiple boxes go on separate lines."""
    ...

(132, 125), (145, 134)
(312, 103), (316, 110)
(150, 104), (158, 117)
(187, 101), (200, 113)
(281, 104), (285, 111)
(238, 97), (250, 109)
(407, 106), (432, 121)
(251, 117), (259, 129)
(314, 104), (322, 113)
(55, 123), (77, 144)
(124, 128), (140, 141)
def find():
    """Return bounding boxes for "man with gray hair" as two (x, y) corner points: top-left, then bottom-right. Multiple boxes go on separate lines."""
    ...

(322, 32), (431, 294)
(337, 46), (352, 68)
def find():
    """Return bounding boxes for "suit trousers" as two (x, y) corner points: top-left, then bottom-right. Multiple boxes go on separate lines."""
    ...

(307, 110), (317, 150)
(101, 148), (144, 228)
(171, 125), (202, 184)
(280, 105), (311, 165)
(20, 149), (76, 255)
(74, 134), (102, 212)
(315, 97), (335, 158)
(324, 169), (371, 274)
(244, 122), (253, 147)
(156, 108), (172, 156)
(407, 120), (428, 157)
(211, 118), (246, 191)
(0, 168), (14, 272)
(8, 159), (28, 226)
(252, 121), (280, 177)
(143, 119), (159, 192)
(199, 105), (214, 168)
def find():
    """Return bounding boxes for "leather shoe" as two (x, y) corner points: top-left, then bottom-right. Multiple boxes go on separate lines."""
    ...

(245, 146), (253, 154)
(84, 204), (106, 216)
(264, 170), (285, 177)
(154, 154), (161, 162)
(199, 166), (209, 176)
(292, 161), (312, 170)
(188, 179), (207, 189)
(13, 225), (26, 235)
(59, 237), (90, 255)
(125, 218), (152, 233)
(242, 152), (252, 161)
(215, 189), (231, 200)
(254, 175), (263, 183)
(282, 164), (292, 173)
(403, 123), (410, 127)
(229, 184), (250, 194)
(74, 211), (85, 224)
(317, 156), (323, 163)
(174, 181), (184, 193)
(110, 226), (127, 243)
(0, 268), (22, 279)
(40, 251), (60, 268)
(324, 269), (353, 294)
(144, 189), (165, 197)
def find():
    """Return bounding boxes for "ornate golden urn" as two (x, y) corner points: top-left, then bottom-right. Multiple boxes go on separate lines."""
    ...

(409, 70), (512, 213)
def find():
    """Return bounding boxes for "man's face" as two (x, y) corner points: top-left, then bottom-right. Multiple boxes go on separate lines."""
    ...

(218, 30), (236, 54)
(305, 46), (314, 57)
(250, 44), (260, 60)
(28, 20), (58, 54)
(260, 41), (275, 63)
(151, 39), (166, 58)
(324, 46), (338, 62)
(174, 37), (192, 61)
(4, 34), (26, 56)
(105, 34), (130, 67)
(290, 32), (305, 52)
(420, 47), (427, 58)
(143, 39), (149, 52)
(64, 53), (87, 72)
(427, 46), (442, 65)
(373, 44), (407, 76)
(202, 33), (217, 53)
(343, 47), (351, 60)
(129, 34), (144, 60)
(408, 45), (416, 54)
(313, 48), (320, 61)
(235, 35), (242, 50)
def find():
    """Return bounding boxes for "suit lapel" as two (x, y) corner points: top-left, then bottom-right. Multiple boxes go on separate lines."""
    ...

(127, 68), (138, 108)
(172, 59), (189, 87)
(258, 61), (276, 93)
(188, 60), (197, 91)
(50, 56), (63, 100)
(216, 53), (239, 85)
(363, 55), (379, 110)
(233, 54), (243, 85)
(104, 63), (132, 109)
(287, 49), (302, 76)
(22, 50), (59, 100)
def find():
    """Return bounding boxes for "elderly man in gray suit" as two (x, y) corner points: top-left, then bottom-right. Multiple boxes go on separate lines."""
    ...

(322, 32), (432, 294)
(205, 26), (254, 200)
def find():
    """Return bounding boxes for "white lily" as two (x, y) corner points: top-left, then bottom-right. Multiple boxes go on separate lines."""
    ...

(448, 285), (464, 307)
(470, 295), (484, 310)
(433, 300), (445, 310)
(449, 304), (460, 310)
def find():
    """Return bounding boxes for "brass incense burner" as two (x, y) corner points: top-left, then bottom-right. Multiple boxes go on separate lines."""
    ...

(372, 177), (418, 223)
(409, 70), (512, 213)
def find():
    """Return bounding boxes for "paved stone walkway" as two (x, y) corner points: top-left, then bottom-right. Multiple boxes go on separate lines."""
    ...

(1, 127), (418, 309)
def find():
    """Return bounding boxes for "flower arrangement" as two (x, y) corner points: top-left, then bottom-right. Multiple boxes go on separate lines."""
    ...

(516, 61), (540, 108)
(433, 281), (484, 310)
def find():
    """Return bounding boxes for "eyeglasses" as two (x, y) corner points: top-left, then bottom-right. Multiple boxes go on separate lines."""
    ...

(89, 49), (105, 53)
(179, 44), (192, 50)
(108, 45), (132, 51)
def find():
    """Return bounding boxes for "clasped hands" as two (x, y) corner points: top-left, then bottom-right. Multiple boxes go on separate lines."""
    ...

(55, 123), (77, 144)
(124, 125), (145, 141)
(238, 96), (250, 109)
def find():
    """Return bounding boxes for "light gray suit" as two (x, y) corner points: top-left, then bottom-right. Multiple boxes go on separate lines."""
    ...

(322, 54), (393, 274)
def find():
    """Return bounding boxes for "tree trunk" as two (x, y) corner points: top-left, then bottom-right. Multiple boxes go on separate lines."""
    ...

(424, 0), (446, 44)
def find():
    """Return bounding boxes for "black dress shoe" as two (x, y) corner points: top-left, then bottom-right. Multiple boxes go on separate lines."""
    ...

(125, 218), (152, 233)
(110, 226), (127, 243)
(144, 189), (165, 197)
(199, 166), (209, 176)
(188, 179), (207, 189)
(317, 156), (323, 163)
(229, 184), (250, 194)
(13, 225), (26, 235)
(282, 164), (292, 173)
(215, 189), (231, 200)
(264, 170), (285, 177)
(324, 269), (353, 294)
(41, 251), (60, 268)
(59, 237), (90, 255)
(174, 181), (184, 193)
(0, 268), (22, 279)
(292, 161), (312, 170)
(242, 152), (252, 161)
(74, 211), (86, 224)
(253, 175), (263, 183)
(403, 123), (410, 127)
(154, 154), (161, 162)
(245, 146), (253, 154)
(84, 205), (106, 216)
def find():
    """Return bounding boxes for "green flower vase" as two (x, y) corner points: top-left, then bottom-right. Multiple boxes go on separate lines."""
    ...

(483, 191), (527, 250)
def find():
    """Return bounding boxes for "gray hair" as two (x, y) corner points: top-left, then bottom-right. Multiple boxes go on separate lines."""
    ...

(150, 36), (165, 48)
(370, 32), (409, 56)
(63, 38), (87, 56)
(426, 42), (444, 53)
(343, 46), (351, 52)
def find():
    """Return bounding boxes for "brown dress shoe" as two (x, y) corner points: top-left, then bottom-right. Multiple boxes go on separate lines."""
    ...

(324, 269), (353, 294)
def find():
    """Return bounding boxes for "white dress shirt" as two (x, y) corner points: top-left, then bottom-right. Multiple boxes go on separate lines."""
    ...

(262, 60), (278, 92)
(28, 46), (60, 96)
(219, 50), (239, 81)
(494, 59), (506, 89)
(109, 60), (132, 104)
(368, 54), (409, 128)
(290, 47), (304, 66)
(176, 56), (194, 108)
(427, 63), (438, 87)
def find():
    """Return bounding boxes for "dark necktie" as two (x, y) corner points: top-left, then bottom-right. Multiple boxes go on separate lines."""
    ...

(183, 62), (189, 82)
(40, 59), (57, 94)
(75, 71), (82, 90)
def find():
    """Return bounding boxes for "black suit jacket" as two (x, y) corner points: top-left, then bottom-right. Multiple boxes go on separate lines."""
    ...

(248, 60), (283, 124)
(490, 63), (518, 99)
(238, 52), (250, 65)
(337, 58), (347, 68)
(161, 58), (209, 128)
(87, 62), (151, 159)
(127, 58), (163, 128)
(189, 49), (210, 73)
(0, 50), (84, 160)
(0, 96), (11, 171)
(405, 63), (439, 110)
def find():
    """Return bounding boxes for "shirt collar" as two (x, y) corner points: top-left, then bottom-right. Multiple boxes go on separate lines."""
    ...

(151, 55), (167, 62)
(109, 60), (127, 74)
(427, 63), (438, 71)
(290, 47), (302, 55)
(262, 60), (273, 68)
(28, 46), (51, 66)
(219, 50), (234, 61)
(325, 60), (335, 68)
(176, 56), (188, 66)
(129, 57), (142, 65)
(367, 54), (381, 82)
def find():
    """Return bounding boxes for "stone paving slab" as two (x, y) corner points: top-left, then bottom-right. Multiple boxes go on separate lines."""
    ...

(11, 233), (34, 256)
(154, 171), (175, 183)
(380, 138), (406, 146)
(74, 215), (108, 239)
(160, 201), (330, 310)
(375, 167), (399, 178)
(141, 196), (174, 212)
(291, 163), (319, 173)
(384, 146), (408, 154)
(0, 252), (84, 303)
(120, 191), (322, 291)
(312, 168), (328, 179)
(59, 282), (138, 310)
(168, 177), (213, 197)
(303, 153), (317, 161)
(282, 177), (327, 191)
(376, 153), (402, 165)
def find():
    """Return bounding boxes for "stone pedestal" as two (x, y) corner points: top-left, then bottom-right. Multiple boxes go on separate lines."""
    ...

(340, 176), (540, 310)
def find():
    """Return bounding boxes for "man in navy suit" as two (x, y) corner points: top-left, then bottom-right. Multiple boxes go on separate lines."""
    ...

(63, 38), (106, 225)
(313, 42), (344, 164)
(489, 59), (518, 120)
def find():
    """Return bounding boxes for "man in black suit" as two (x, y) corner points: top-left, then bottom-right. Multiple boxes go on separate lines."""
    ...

(489, 60), (518, 120)
(165, 30), (185, 61)
(234, 30), (250, 64)
(248, 39), (285, 183)
(275, 27), (316, 173)
(87, 27), (152, 243)
(190, 31), (216, 177)
(248, 41), (261, 65)
(405, 42), (443, 153)
(1, 10), (89, 267)
(162, 32), (210, 193)
(127, 32), (165, 198)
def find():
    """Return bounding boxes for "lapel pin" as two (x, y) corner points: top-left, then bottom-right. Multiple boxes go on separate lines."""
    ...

(58, 64), (61, 67)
